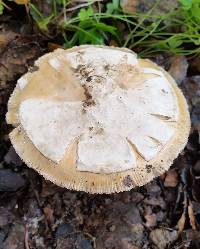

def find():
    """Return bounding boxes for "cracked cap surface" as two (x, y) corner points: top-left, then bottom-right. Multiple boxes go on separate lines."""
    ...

(6, 45), (190, 193)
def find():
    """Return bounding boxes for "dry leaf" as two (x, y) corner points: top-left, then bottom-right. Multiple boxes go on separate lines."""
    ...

(145, 213), (157, 227)
(14, 0), (30, 5)
(150, 228), (178, 249)
(0, 32), (17, 46)
(177, 212), (186, 234)
(43, 205), (54, 225)
(120, 0), (137, 13)
(48, 43), (64, 52)
(169, 56), (188, 85)
(0, 31), (42, 90)
(164, 169), (178, 187)
(188, 202), (197, 231)
(41, 180), (62, 197)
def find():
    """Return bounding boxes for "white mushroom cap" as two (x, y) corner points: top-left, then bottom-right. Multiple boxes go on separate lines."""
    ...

(6, 45), (190, 193)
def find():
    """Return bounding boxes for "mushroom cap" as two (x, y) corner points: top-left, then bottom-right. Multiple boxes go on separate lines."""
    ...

(6, 45), (190, 194)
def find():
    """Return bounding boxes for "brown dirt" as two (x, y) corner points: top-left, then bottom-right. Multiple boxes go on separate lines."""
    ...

(0, 15), (200, 249)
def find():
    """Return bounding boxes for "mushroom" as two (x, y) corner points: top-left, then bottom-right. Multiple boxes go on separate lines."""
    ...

(6, 45), (190, 194)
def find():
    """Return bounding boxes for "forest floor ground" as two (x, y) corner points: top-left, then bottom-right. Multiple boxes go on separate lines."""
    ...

(0, 2), (200, 248)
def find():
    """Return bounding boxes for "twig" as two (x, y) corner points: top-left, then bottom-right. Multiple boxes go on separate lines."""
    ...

(176, 165), (190, 234)
(1, 1), (12, 11)
(65, 0), (102, 13)
(173, 239), (191, 249)
(24, 223), (30, 249)
(63, 0), (67, 22)
(84, 232), (97, 248)
(29, 172), (42, 207)
(174, 184), (183, 211)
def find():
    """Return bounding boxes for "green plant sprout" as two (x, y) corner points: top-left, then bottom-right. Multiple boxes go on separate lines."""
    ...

(3, 0), (200, 57)
(0, 1), (4, 15)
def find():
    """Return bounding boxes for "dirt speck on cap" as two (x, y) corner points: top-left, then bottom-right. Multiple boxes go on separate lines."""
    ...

(123, 175), (134, 187)
(146, 164), (152, 173)
(82, 84), (95, 108)
(95, 128), (104, 135)
(29, 65), (39, 73)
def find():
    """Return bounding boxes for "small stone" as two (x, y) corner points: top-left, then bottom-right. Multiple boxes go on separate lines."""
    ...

(122, 204), (142, 226)
(56, 223), (74, 238)
(109, 224), (116, 232)
(156, 211), (166, 222)
(131, 191), (144, 203)
(146, 181), (161, 194)
(144, 196), (166, 209)
(150, 228), (178, 249)
(0, 169), (25, 191)
(55, 223), (93, 249)
(77, 236), (93, 249)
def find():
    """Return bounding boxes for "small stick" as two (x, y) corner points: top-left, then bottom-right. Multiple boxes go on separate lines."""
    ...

(25, 223), (30, 249)
(65, 0), (102, 13)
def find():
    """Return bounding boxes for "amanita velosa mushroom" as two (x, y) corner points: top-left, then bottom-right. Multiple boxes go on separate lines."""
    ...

(6, 45), (190, 193)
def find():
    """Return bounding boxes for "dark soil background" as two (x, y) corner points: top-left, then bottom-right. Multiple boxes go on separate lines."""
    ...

(0, 5), (200, 249)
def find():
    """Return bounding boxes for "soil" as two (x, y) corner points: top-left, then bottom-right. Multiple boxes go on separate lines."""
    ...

(0, 12), (200, 249)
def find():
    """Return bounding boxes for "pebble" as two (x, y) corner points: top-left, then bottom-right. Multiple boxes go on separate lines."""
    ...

(55, 223), (74, 238)
(122, 204), (142, 225)
(0, 169), (25, 191)
(55, 223), (93, 249)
